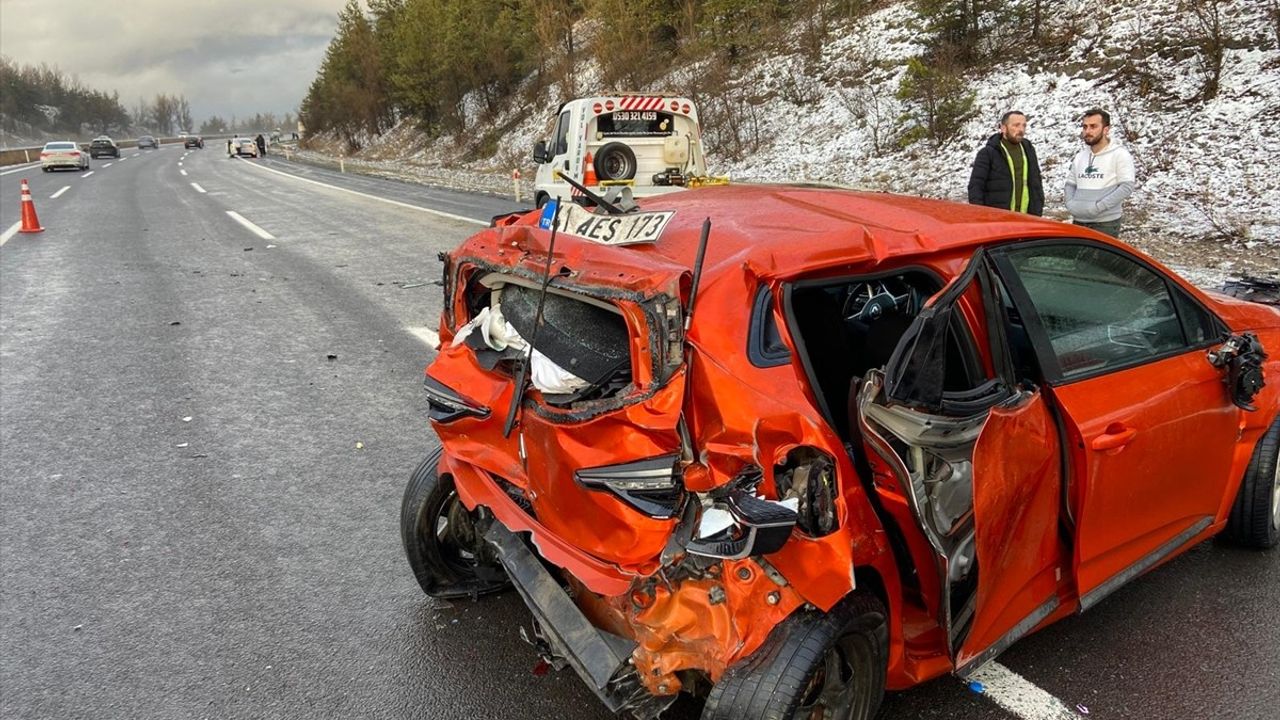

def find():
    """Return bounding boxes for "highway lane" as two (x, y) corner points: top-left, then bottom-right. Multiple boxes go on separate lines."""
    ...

(2, 148), (1277, 720)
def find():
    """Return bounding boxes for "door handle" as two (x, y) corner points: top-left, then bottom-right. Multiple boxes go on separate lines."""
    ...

(1091, 424), (1137, 451)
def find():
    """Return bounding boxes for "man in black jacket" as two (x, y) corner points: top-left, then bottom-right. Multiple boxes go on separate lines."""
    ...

(967, 110), (1044, 216)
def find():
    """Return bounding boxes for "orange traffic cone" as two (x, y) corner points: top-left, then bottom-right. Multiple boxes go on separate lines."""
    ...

(582, 152), (597, 187)
(19, 179), (44, 234)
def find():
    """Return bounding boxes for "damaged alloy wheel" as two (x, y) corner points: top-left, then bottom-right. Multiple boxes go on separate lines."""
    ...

(701, 593), (887, 720)
(400, 448), (511, 598)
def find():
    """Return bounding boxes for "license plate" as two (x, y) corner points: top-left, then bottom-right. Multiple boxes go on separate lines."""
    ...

(549, 202), (674, 246)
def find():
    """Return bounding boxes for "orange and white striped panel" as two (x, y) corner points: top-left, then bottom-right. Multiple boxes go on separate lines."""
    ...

(618, 96), (665, 111)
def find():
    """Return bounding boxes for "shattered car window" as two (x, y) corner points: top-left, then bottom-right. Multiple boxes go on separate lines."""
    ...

(1006, 245), (1185, 378)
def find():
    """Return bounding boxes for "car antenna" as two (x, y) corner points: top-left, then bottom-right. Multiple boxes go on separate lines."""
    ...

(684, 218), (712, 332)
(503, 201), (563, 439)
(555, 170), (625, 215)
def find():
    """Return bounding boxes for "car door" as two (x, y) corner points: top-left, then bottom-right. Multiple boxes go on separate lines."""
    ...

(990, 241), (1238, 611)
(858, 250), (1069, 675)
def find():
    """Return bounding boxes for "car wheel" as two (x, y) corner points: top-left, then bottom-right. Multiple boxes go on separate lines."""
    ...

(594, 142), (637, 182)
(702, 593), (888, 720)
(1226, 418), (1280, 549)
(400, 448), (510, 599)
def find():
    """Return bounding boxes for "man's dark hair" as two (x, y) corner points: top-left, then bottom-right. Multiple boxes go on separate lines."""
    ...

(1000, 110), (1027, 125)
(1082, 108), (1111, 126)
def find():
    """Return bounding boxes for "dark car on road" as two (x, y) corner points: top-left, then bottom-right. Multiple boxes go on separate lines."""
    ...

(402, 185), (1280, 719)
(183, 135), (204, 149)
(89, 136), (120, 159)
(137, 135), (158, 149)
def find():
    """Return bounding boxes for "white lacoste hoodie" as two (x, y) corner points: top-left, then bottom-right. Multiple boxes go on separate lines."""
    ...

(1064, 141), (1136, 223)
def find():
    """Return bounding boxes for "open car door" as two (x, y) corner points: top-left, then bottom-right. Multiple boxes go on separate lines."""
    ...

(856, 249), (1070, 675)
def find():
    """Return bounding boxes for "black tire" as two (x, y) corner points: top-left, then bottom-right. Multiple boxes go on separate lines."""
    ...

(594, 142), (637, 182)
(702, 593), (888, 720)
(535, 192), (550, 208)
(1226, 418), (1280, 549)
(400, 448), (510, 598)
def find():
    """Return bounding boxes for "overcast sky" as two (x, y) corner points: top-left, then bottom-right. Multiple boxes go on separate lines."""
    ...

(0, 0), (346, 125)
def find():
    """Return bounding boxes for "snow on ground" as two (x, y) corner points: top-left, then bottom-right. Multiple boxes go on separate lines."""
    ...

(305, 0), (1280, 281)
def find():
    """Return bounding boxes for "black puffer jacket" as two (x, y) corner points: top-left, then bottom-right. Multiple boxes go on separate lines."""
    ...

(967, 133), (1044, 216)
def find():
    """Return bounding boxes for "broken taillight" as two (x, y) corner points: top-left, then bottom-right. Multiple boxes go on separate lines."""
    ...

(575, 454), (683, 518)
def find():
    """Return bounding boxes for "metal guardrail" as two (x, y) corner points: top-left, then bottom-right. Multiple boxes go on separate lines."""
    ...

(0, 134), (238, 167)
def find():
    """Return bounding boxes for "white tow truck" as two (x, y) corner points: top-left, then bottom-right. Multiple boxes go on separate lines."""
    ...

(531, 94), (715, 207)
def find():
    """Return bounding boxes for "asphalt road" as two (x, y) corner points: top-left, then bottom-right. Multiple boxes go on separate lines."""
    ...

(1, 147), (1277, 720)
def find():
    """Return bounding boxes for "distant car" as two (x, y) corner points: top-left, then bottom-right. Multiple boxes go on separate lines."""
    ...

(233, 137), (259, 158)
(183, 135), (204, 149)
(89, 136), (120, 159)
(40, 141), (89, 171)
(137, 135), (159, 149)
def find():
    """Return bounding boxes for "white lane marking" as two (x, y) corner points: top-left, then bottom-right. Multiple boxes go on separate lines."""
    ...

(82, 171), (94, 178)
(0, 161), (42, 176)
(237, 158), (486, 226)
(103, 162), (113, 167)
(0, 221), (20, 246)
(180, 169), (188, 176)
(226, 210), (275, 240)
(190, 182), (206, 194)
(967, 662), (1083, 720)
(408, 327), (440, 350)
(178, 162), (183, 167)
(50, 186), (71, 199)
(120, 157), (129, 162)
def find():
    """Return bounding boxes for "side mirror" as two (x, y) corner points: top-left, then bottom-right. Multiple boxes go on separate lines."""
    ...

(533, 140), (549, 164)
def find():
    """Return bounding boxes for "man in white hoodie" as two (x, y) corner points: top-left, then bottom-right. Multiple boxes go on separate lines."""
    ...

(1065, 108), (1136, 237)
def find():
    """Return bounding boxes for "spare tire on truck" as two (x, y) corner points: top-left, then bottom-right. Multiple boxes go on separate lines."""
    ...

(594, 142), (637, 181)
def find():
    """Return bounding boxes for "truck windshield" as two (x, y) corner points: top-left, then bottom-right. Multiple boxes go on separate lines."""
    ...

(596, 110), (677, 137)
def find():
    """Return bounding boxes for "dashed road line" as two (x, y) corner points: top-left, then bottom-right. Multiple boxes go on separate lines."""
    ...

(190, 182), (206, 194)
(226, 210), (275, 240)
(408, 327), (441, 350)
(51, 186), (70, 199)
(967, 662), (1084, 720)
(178, 162), (183, 167)
(237, 158), (486, 227)
(180, 169), (188, 176)
(82, 171), (94, 178)
(0, 221), (20, 246)
(103, 162), (113, 168)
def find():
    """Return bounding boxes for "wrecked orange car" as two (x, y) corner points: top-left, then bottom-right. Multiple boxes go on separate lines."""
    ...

(400, 184), (1280, 719)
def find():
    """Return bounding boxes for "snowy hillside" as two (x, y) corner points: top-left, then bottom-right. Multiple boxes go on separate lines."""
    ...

(307, 0), (1280, 281)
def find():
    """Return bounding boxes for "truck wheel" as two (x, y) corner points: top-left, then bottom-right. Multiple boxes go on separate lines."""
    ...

(535, 192), (550, 208)
(702, 593), (887, 720)
(400, 448), (511, 598)
(1226, 418), (1280, 549)
(594, 142), (637, 182)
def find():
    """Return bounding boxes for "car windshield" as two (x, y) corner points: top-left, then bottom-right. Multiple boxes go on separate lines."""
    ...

(45, 142), (76, 150)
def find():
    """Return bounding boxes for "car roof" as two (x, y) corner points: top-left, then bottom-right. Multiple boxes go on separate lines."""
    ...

(497, 184), (1105, 294)
(44, 141), (76, 147)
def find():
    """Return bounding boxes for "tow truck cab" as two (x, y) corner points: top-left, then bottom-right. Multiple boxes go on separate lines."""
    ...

(532, 95), (710, 207)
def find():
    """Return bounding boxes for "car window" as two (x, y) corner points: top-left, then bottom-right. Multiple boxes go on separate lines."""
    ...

(45, 142), (75, 150)
(553, 110), (571, 155)
(1004, 244), (1187, 379)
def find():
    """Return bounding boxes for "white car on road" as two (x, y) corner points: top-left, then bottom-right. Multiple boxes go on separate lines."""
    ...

(41, 141), (89, 172)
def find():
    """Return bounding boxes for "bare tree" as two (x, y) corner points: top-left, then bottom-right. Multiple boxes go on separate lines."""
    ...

(1181, 0), (1230, 101)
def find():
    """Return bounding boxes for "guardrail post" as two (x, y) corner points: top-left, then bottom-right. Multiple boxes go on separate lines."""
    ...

(512, 168), (522, 203)
(24, 150), (30, 163)
(339, 152), (345, 173)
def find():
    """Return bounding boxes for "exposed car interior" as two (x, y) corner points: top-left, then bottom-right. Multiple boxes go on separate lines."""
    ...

(786, 269), (979, 440)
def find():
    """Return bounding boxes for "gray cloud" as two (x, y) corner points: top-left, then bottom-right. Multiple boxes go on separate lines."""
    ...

(0, 0), (345, 122)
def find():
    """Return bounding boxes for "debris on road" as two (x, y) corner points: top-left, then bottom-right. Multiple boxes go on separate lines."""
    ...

(181, 416), (192, 422)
